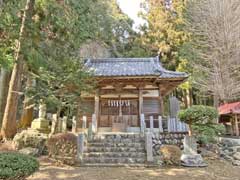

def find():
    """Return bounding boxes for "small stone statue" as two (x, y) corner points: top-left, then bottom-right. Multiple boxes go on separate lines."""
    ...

(39, 100), (46, 119)
(30, 99), (50, 134)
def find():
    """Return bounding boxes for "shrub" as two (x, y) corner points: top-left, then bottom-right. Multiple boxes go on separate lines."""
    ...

(159, 145), (181, 165)
(193, 123), (225, 144)
(178, 105), (218, 136)
(47, 133), (77, 165)
(0, 152), (39, 180)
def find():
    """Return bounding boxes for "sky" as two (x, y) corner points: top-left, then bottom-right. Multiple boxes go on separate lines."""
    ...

(117, 0), (145, 30)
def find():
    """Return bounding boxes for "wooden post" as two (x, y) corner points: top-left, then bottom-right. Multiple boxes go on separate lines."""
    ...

(82, 116), (87, 129)
(231, 118), (234, 136)
(94, 89), (99, 132)
(235, 114), (239, 137)
(158, 85), (164, 115)
(138, 87), (143, 128)
(139, 88), (143, 122)
(140, 114), (145, 133)
(158, 116), (163, 132)
(150, 116), (154, 133)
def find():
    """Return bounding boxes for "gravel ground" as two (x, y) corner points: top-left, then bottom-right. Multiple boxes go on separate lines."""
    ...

(27, 157), (240, 180)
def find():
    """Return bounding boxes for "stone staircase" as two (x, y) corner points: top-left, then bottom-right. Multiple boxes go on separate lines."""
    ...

(81, 133), (147, 166)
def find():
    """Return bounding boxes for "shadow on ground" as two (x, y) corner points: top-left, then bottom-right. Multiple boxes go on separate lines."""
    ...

(26, 157), (240, 180)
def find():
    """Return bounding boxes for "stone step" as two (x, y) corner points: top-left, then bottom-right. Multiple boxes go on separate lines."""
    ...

(89, 138), (144, 144)
(90, 134), (145, 143)
(79, 163), (157, 167)
(86, 146), (146, 153)
(84, 152), (146, 158)
(87, 142), (145, 148)
(82, 157), (146, 164)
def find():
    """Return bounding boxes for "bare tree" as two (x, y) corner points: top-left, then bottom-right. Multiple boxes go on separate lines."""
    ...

(187, 0), (240, 104)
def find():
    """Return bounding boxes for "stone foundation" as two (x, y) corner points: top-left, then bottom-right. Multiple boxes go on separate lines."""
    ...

(152, 132), (187, 156)
(218, 137), (240, 166)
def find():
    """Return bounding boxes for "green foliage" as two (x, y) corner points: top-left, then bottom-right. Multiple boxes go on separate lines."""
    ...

(139, 0), (189, 70)
(0, 0), (135, 112)
(178, 105), (218, 125)
(178, 105), (221, 139)
(0, 152), (39, 179)
(193, 123), (225, 144)
(0, 0), (25, 69)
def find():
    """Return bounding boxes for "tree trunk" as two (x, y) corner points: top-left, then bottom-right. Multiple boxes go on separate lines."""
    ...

(188, 124), (193, 136)
(0, 68), (11, 128)
(18, 75), (34, 128)
(183, 89), (191, 108)
(1, 0), (35, 139)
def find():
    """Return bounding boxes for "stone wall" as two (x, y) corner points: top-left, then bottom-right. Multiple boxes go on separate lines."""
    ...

(218, 137), (240, 166)
(152, 132), (187, 156)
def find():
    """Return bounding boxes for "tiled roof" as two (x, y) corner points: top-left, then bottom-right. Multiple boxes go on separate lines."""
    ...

(218, 102), (240, 115)
(84, 57), (188, 79)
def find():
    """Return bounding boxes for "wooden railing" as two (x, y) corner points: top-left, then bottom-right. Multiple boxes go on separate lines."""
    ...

(141, 114), (188, 133)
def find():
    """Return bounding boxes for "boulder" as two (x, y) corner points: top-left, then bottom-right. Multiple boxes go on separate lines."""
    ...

(181, 154), (207, 167)
(13, 129), (48, 155)
(19, 147), (39, 157)
(232, 160), (240, 166)
(233, 152), (240, 160)
(159, 145), (181, 165)
(199, 148), (218, 159)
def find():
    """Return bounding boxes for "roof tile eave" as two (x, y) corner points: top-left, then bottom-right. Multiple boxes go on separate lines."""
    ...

(85, 57), (188, 78)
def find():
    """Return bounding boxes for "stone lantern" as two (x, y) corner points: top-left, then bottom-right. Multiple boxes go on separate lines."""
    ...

(31, 100), (50, 134)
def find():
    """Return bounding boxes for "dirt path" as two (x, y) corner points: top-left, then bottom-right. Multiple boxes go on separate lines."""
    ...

(27, 157), (240, 180)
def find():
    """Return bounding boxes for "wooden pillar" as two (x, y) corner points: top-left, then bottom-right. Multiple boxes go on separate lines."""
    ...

(139, 88), (143, 120)
(158, 85), (164, 115)
(150, 116), (154, 132)
(235, 114), (239, 137)
(94, 89), (100, 131)
(231, 118), (234, 136)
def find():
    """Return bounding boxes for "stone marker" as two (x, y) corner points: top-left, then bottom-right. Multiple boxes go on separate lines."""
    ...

(92, 114), (97, 133)
(181, 135), (207, 167)
(50, 114), (58, 134)
(145, 132), (153, 162)
(58, 118), (62, 133)
(62, 116), (67, 132)
(88, 122), (93, 140)
(72, 116), (76, 133)
(77, 133), (85, 161)
(82, 116), (87, 129)
(183, 135), (197, 155)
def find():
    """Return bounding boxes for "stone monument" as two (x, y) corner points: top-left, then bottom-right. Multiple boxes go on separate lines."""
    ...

(181, 135), (207, 167)
(31, 100), (50, 134)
